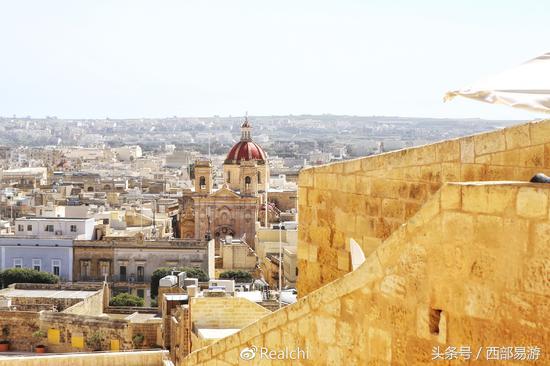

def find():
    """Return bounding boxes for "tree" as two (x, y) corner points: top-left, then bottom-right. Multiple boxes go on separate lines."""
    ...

(219, 270), (253, 283)
(0, 268), (58, 288)
(150, 267), (209, 298)
(109, 293), (144, 307)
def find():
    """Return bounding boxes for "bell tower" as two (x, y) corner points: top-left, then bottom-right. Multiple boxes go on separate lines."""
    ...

(239, 160), (259, 196)
(194, 159), (213, 195)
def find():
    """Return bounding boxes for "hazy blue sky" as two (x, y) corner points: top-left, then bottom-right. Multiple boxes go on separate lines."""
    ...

(0, 0), (548, 120)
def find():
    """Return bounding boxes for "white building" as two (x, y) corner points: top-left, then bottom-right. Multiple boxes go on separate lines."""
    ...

(14, 217), (95, 240)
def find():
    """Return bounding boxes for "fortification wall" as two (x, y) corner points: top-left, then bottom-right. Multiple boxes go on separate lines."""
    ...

(297, 119), (550, 295)
(190, 297), (271, 329)
(180, 182), (549, 365)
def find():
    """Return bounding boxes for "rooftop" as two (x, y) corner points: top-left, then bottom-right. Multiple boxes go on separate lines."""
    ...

(0, 288), (98, 299)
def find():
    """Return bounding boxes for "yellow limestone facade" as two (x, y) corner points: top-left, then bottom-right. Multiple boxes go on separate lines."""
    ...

(179, 120), (549, 365)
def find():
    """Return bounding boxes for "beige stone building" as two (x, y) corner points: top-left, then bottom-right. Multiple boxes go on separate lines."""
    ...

(179, 119), (270, 249)
(177, 119), (550, 365)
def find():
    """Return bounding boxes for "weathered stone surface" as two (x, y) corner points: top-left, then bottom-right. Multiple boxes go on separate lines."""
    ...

(182, 120), (550, 366)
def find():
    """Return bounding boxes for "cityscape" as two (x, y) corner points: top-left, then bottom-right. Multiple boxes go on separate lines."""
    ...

(0, 1), (547, 365)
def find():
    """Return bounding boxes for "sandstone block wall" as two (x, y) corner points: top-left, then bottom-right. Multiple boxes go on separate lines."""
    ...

(179, 182), (549, 365)
(298, 119), (550, 295)
(63, 288), (104, 315)
(190, 297), (271, 330)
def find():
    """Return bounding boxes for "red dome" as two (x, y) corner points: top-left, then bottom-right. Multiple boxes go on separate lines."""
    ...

(225, 140), (267, 164)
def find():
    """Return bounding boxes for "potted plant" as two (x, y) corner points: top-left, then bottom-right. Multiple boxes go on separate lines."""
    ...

(32, 330), (47, 353)
(132, 333), (144, 349)
(86, 331), (103, 351)
(0, 327), (10, 351)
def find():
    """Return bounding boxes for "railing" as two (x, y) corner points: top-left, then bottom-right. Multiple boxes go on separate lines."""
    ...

(112, 274), (150, 283)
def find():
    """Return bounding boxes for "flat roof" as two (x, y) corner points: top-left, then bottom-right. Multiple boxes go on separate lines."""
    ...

(16, 217), (93, 221)
(165, 294), (188, 301)
(197, 328), (240, 339)
(235, 291), (263, 303)
(0, 288), (98, 299)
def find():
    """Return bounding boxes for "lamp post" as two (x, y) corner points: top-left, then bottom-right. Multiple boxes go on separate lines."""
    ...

(278, 218), (282, 309)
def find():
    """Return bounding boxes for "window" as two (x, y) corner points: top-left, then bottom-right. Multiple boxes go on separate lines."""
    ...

(137, 289), (145, 298)
(245, 176), (251, 190)
(18, 225), (24, 232)
(227, 171), (231, 183)
(99, 261), (110, 278)
(45, 224), (54, 232)
(119, 266), (127, 281)
(32, 259), (41, 271)
(199, 176), (206, 189)
(429, 309), (442, 335)
(70, 225), (77, 232)
(257, 171), (261, 184)
(80, 260), (91, 279)
(13, 258), (22, 268)
(27, 225), (33, 231)
(137, 266), (145, 282)
(52, 260), (61, 276)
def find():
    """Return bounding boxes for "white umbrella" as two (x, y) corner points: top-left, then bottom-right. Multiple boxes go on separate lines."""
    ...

(445, 52), (550, 114)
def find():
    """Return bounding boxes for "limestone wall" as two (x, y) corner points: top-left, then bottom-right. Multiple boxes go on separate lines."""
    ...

(298, 119), (550, 295)
(179, 182), (549, 365)
(190, 297), (271, 329)
(0, 309), (142, 352)
(0, 311), (39, 351)
(63, 287), (104, 315)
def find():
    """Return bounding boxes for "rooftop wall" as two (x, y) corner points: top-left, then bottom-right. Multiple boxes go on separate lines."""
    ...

(190, 297), (271, 330)
(297, 119), (550, 295)
(180, 182), (549, 365)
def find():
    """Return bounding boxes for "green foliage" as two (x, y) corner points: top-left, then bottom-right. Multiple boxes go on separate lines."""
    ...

(109, 293), (144, 307)
(0, 268), (58, 287)
(86, 331), (104, 351)
(150, 267), (208, 298)
(32, 330), (46, 339)
(219, 270), (253, 283)
(132, 333), (144, 348)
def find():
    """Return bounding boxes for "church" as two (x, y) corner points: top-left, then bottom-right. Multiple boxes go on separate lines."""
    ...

(178, 117), (269, 248)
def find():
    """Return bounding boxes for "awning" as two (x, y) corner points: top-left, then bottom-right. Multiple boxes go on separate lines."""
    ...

(445, 52), (550, 114)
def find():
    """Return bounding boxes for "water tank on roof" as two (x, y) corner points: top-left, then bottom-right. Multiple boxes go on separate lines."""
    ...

(159, 275), (178, 287)
(208, 279), (235, 293)
(183, 278), (198, 289)
(177, 272), (187, 286)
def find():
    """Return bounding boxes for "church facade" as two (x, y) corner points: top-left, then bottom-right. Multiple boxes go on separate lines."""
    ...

(179, 117), (268, 249)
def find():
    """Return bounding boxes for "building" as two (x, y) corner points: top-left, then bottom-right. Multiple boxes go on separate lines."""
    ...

(0, 237), (73, 281)
(220, 236), (257, 271)
(0, 216), (95, 281)
(0, 282), (162, 355)
(13, 216), (95, 240)
(177, 119), (550, 365)
(1, 167), (48, 188)
(73, 238), (214, 306)
(179, 118), (269, 249)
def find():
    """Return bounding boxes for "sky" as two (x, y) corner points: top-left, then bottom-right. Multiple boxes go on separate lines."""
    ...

(0, 0), (548, 120)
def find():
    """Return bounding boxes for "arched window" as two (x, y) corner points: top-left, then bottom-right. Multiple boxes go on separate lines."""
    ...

(199, 176), (206, 189)
(227, 171), (231, 183)
(257, 171), (261, 184)
(245, 176), (251, 190)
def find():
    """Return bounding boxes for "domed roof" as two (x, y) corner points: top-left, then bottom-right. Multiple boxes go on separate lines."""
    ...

(225, 116), (267, 164)
(225, 140), (267, 164)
